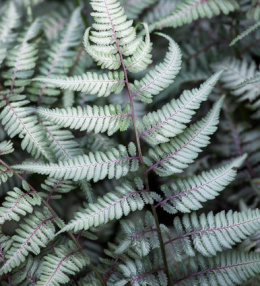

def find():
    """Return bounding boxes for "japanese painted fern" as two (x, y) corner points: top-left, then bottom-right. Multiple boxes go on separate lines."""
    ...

(0, 1), (259, 286)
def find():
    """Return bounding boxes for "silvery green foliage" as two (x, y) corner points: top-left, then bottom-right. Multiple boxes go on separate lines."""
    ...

(1, 0), (260, 285)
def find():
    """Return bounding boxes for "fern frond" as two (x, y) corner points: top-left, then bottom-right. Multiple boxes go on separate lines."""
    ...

(131, 33), (182, 103)
(116, 211), (159, 257)
(37, 243), (89, 286)
(0, 2), (21, 47)
(145, 96), (224, 176)
(33, 71), (125, 98)
(0, 186), (41, 226)
(0, 140), (14, 156)
(58, 179), (150, 233)
(13, 143), (139, 182)
(213, 58), (260, 102)
(38, 104), (131, 136)
(124, 23), (153, 73)
(173, 251), (260, 285)
(166, 208), (260, 258)
(0, 94), (54, 160)
(0, 47), (6, 65)
(0, 211), (55, 274)
(84, 0), (139, 70)
(2, 18), (42, 92)
(230, 20), (260, 46)
(154, 155), (245, 214)
(149, 0), (239, 32)
(139, 71), (223, 145)
(121, 0), (157, 20)
(0, 165), (14, 188)
(29, 7), (83, 104)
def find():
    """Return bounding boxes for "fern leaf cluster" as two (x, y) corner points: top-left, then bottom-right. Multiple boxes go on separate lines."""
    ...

(1, 0), (260, 285)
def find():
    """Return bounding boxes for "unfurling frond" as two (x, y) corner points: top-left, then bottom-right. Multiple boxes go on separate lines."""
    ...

(131, 33), (181, 103)
(145, 96), (224, 176)
(139, 71), (223, 145)
(58, 179), (151, 233)
(0, 94), (53, 160)
(0, 211), (55, 274)
(38, 104), (131, 136)
(0, 186), (41, 226)
(149, 0), (239, 32)
(13, 143), (139, 182)
(33, 71), (125, 98)
(165, 209), (260, 259)
(172, 251), (260, 285)
(37, 243), (89, 286)
(0, 140), (14, 155)
(154, 155), (246, 214)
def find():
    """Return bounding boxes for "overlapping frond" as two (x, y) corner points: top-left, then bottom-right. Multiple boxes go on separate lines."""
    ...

(121, 0), (157, 20)
(38, 104), (131, 136)
(116, 211), (159, 257)
(0, 211), (55, 274)
(145, 96), (224, 176)
(59, 179), (150, 233)
(0, 140), (14, 156)
(139, 71), (223, 145)
(130, 33), (182, 103)
(0, 94), (54, 160)
(153, 155), (246, 214)
(37, 243), (89, 286)
(0, 186), (41, 226)
(172, 251), (260, 285)
(29, 7), (83, 104)
(0, 2), (21, 48)
(13, 143), (139, 182)
(2, 18), (42, 92)
(148, 0), (239, 32)
(214, 58), (260, 102)
(124, 23), (153, 73)
(165, 209), (260, 259)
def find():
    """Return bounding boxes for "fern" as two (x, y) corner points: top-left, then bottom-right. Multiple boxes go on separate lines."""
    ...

(0, 186), (41, 226)
(145, 96), (224, 176)
(172, 251), (260, 285)
(0, 94), (53, 160)
(37, 104), (131, 136)
(0, 1), (259, 285)
(14, 143), (139, 182)
(148, 0), (239, 32)
(139, 71), (223, 144)
(37, 243), (89, 286)
(131, 33), (182, 103)
(58, 179), (151, 233)
(153, 155), (246, 213)
(0, 210), (55, 275)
